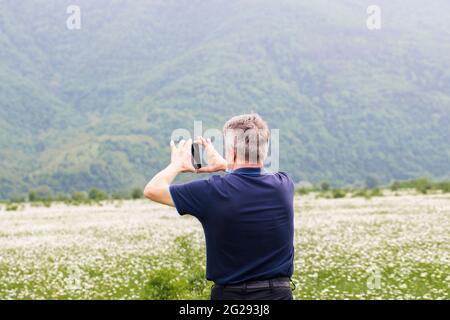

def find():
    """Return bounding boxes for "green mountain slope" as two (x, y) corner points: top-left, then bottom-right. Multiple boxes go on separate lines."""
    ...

(1, 0), (450, 198)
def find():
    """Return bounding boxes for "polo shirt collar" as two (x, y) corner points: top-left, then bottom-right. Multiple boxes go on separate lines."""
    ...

(232, 167), (264, 175)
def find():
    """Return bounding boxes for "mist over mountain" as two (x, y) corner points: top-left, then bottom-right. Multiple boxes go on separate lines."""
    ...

(1, 0), (450, 198)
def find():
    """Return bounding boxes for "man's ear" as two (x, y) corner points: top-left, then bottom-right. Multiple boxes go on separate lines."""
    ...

(232, 144), (237, 163)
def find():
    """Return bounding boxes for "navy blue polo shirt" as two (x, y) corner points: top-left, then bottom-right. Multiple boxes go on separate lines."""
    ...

(169, 167), (295, 285)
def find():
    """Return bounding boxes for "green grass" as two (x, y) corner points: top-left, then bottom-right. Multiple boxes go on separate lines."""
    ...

(5, 203), (20, 211)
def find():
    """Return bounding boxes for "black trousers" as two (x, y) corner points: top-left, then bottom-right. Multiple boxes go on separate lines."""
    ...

(210, 285), (293, 300)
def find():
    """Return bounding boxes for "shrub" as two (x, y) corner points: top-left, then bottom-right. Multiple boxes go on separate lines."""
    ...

(320, 182), (330, 192)
(390, 178), (433, 193)
(352, 189), (368, 198)
(9, 195), (26, 203)
(370, 188), (383, 197)
(296, 187), (313, 195)
(413, 178), (432, 194)
(142, 267), (187, 300)
(142, 235), (208, 300)
(351, 189), (370, 199)
(28, 191), (37, 202)
(332, 189), (347, 199)
(42, 201), (52, 208)
(28, 186), (53, 202)
(6, 203), (20, 211)
(390, 181), (401, 191)
(112, 190), (131, 200)
(351, 188), (383, 199)
(71, 192), (88, 202)
(131, 188), (143, 199)
(436, 181), (450, 193)
(88, 188), (108, 201)
(316, 191), (332, 199)
(55, 193), (70, 202)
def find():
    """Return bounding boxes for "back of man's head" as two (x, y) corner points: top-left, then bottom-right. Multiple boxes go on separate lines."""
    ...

(223, 113), (270, 165)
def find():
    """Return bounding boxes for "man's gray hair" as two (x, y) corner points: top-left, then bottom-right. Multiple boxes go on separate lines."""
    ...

(223, 113), (270, 164)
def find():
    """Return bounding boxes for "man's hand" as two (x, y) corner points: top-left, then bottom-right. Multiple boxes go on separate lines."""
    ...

(170, 139), (196, 173)
(195, 136), (227, 173)
(143, 139), (195, 206)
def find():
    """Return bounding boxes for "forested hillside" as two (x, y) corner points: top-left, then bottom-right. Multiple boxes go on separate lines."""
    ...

(1, 0), (450, 198)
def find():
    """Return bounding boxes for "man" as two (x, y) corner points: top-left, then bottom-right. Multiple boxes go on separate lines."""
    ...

(144, 113), (294, 300)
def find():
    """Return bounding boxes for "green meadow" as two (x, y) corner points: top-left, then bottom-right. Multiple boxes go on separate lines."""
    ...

(0, 193), (448, 300)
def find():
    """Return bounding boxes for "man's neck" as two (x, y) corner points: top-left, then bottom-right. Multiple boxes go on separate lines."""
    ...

(232, 163), (263, 171)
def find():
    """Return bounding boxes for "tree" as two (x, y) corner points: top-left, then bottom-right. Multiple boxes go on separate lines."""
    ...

(320, 182), (330, 192)
(131, 188), (143, 199)
(112, 190), (131, 200)
(28, 191), (37, 202)
(72, 191), (88, 202)
(28, 186), (53, 202)
(88, 188), (108, 201)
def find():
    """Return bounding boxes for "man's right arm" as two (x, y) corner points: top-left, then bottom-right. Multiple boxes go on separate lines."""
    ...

(143, 139), (195, 206)
(143, 164), (180, 206)
(143, 136), (227, 210)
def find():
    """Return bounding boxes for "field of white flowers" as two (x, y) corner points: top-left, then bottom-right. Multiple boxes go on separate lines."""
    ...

(0, 194), (448, 300)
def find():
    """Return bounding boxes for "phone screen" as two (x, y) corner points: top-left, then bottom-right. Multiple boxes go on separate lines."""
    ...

(191, 143), (203, 169)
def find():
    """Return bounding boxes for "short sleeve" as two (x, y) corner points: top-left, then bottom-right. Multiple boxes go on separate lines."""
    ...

(169, 179), (211, 219)
(278, 172), (295, 195)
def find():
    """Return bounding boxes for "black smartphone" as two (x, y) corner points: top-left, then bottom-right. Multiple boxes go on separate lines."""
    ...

(191, 143), (203, 169)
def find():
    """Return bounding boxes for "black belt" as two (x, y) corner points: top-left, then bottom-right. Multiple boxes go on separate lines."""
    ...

(215, 277), (291, 290)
